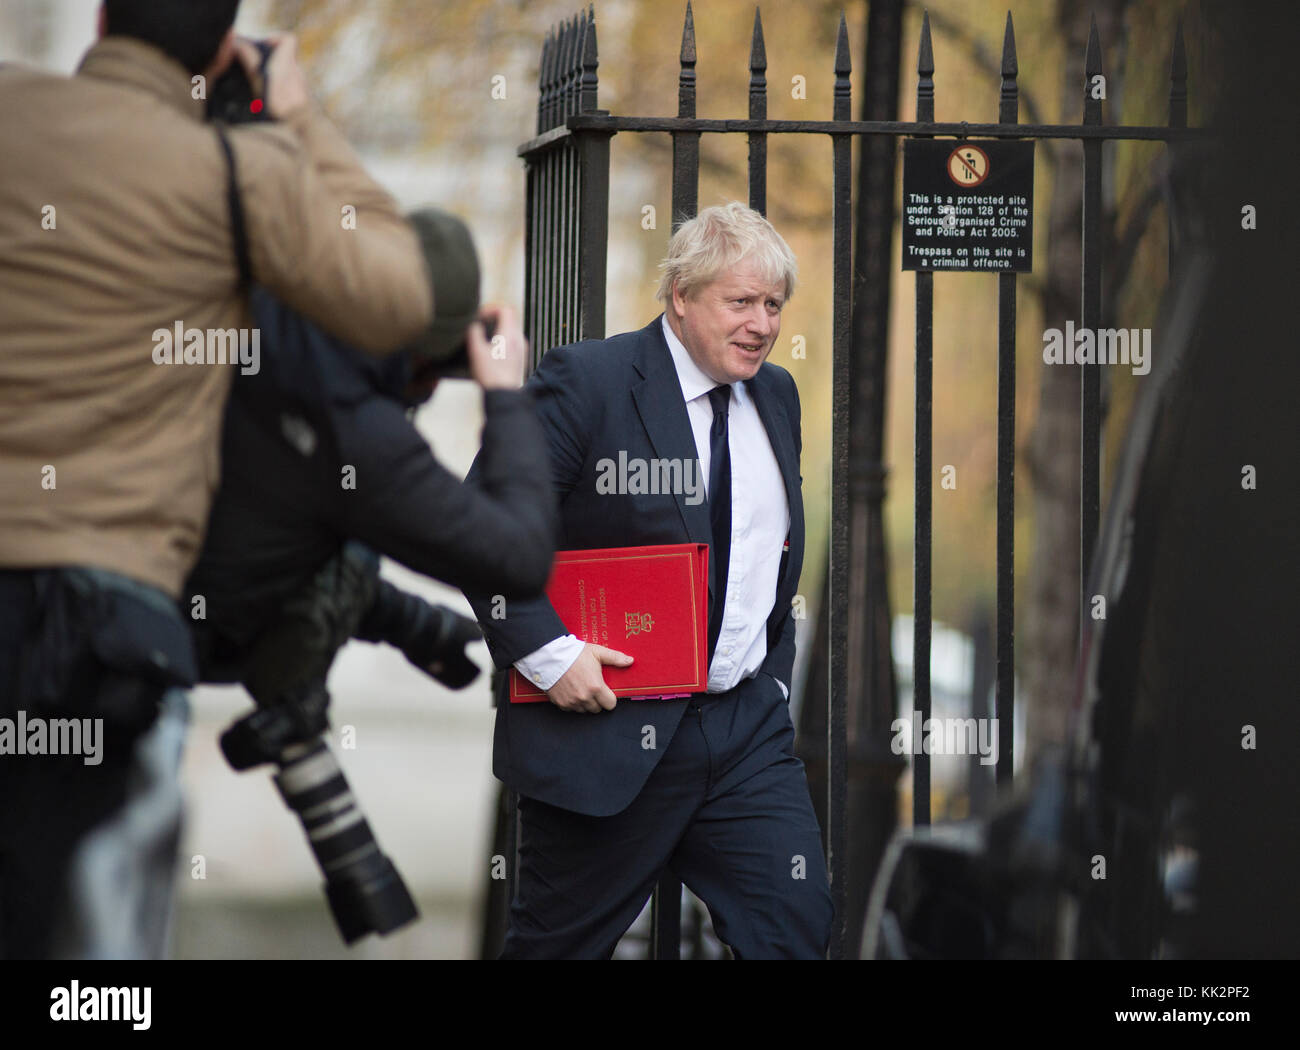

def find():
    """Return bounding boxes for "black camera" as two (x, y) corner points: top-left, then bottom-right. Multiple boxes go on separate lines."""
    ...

(406, 316), (497, 392)
(436, 316), (495, 381)
(218, 544), (419, 944)
(220, 692), (418, 945)
(207, 39), (276, 124)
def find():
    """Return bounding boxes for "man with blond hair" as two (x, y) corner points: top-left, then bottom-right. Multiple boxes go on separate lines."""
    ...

(465, 201), (832, 958)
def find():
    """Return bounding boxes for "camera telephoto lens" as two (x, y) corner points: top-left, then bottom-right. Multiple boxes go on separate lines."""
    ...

(272, 737), (419, 943)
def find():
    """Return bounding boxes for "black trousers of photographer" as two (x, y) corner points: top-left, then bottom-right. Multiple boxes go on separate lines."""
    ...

(503, 673), (834, 959)
(0, 569), (186, 959)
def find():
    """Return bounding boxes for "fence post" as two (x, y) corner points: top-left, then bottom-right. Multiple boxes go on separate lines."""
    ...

(748, 9), (768, 215)
(576, 8), (611, 341)
(648, 1), (701, 962)
(827, 9), (853, 962)
(671, 0), (700, 230)
(843, 0), (907, 960)
(1079, 15), (1103, 631)
(911, 10), (935, 830)
(995, 11), (1019, 789)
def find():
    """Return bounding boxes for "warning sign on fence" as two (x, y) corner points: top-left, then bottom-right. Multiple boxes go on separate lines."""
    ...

(902, 139), (1035, 273)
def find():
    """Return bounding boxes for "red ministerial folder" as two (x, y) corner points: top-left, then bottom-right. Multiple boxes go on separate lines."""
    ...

(509, 543), (709, 703)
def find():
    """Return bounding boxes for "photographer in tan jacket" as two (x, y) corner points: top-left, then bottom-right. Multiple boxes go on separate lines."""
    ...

(0, 0), (433, 957)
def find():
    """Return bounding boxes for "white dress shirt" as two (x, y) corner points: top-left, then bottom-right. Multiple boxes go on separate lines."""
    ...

(513, 314), (792, 696)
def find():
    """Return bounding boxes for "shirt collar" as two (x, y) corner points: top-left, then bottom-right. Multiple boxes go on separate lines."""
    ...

(77, 36), (209, 123)
(660, 313), (732, 405)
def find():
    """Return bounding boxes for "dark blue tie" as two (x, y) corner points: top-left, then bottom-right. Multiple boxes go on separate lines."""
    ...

(707, 384), (732, 660)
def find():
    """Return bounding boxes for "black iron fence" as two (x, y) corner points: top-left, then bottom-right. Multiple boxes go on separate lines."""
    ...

(490, 1), (1205, 960)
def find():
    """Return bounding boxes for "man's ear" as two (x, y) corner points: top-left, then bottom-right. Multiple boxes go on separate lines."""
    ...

(201, 28), (238, 83)
(671, 279), (689, 319)
(97, 3), (107, 39)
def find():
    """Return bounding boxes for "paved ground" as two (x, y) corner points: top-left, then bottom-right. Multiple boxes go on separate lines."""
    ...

(172, 896), (479, 960)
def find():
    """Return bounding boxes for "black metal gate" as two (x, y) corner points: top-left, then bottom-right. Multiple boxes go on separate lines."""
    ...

(486, 1), (1205, 960)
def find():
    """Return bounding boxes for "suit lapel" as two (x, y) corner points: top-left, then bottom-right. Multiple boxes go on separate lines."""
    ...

(747, 367), (804, 591)
(630, 319), (713, 554)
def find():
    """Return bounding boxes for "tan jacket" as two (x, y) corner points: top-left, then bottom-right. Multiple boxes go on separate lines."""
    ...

(0, 37), (433, 597)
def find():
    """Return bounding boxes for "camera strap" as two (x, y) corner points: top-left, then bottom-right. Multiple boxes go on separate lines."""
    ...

(214, 126), (253, 290)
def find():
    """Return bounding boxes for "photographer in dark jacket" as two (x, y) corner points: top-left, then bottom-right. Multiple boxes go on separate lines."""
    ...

(187, 208), (555, 709)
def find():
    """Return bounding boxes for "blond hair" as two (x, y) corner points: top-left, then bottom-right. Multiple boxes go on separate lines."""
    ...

(656, 201), (797, 304)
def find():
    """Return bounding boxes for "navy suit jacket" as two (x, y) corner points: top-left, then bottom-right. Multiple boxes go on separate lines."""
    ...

(464, 315), (804, 816)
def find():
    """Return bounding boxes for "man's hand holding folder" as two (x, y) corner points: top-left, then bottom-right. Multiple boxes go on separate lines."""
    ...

(545, 643), (634, 714)
(509, 543), (711, 713)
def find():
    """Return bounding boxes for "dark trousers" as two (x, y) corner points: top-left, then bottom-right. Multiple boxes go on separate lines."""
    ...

(0, 727), (141, 958)
(0, 570), (172, 959)
(503, 673), (834, 959)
